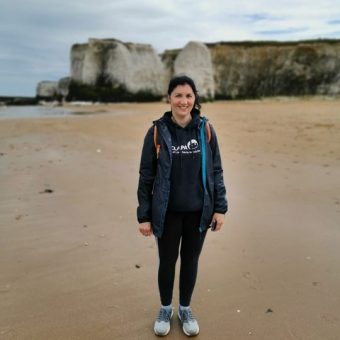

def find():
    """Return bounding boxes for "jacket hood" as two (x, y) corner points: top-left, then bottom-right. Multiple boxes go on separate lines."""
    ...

(162, 108), (201, 132)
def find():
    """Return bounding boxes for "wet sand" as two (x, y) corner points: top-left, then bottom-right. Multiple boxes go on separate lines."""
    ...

(1, 99), (340, 339)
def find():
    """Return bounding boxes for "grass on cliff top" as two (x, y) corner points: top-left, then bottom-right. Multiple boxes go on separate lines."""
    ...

(206, 38), (340, 48)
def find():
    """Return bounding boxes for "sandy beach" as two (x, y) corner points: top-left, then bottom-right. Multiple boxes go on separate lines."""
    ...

(1, 99), (340, 340)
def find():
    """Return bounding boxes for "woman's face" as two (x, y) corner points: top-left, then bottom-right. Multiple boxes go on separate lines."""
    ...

(168, 84), (195, 119)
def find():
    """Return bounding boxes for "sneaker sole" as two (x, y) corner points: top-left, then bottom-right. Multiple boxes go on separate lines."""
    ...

(154, 310), (174, 336)
(177, 312), (200, 337)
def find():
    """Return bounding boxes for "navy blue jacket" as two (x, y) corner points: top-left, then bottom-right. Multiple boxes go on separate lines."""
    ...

(137, 112), (228, 238)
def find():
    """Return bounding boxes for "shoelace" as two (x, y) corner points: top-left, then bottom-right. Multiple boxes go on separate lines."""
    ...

(157, 308), (171, 322)
(180, 309), (195, 323)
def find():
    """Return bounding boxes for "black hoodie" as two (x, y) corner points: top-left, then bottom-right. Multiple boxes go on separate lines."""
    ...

(164, 110), (204, 212)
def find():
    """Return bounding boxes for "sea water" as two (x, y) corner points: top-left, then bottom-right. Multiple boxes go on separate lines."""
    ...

(0, 105), (73, 119)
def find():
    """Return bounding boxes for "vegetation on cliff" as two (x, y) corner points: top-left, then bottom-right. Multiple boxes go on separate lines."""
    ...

(66, 80), (163, 102)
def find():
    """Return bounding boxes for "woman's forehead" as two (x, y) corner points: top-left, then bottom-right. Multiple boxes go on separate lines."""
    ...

(171, 84), (194, 94)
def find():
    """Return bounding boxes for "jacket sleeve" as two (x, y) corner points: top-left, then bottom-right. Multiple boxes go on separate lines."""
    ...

(209, 124), (228, 214)
(137, 126), (157, 223)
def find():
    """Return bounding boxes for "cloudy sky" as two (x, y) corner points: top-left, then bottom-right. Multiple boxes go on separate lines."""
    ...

(1, 0), (340, 96)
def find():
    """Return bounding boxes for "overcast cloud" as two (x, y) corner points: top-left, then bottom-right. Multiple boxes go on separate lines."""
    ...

(1, 0), (340, 96)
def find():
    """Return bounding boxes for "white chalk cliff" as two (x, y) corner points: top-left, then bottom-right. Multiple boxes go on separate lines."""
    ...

(173, 41), (215, 99)
(36, 81), (58, 98)
(71, 39), (165, 95)
(40, 38), (340, 100)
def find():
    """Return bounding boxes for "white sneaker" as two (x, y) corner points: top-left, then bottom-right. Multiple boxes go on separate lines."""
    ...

(178, 307), (199, 336)
(154, 307), (173, 336)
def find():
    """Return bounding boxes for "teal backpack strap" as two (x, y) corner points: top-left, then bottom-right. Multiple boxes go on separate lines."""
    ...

(200, 118), (207, 191)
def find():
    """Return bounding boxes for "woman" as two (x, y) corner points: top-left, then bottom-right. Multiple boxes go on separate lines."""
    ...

(137, 75), (228, 336)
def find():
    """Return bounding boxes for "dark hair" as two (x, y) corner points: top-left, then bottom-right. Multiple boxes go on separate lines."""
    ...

(167, 75), (201, 111)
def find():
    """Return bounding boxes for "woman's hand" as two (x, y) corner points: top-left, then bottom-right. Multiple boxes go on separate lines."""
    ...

(139, 222), (153, 236)
(210, 212), (225, 232)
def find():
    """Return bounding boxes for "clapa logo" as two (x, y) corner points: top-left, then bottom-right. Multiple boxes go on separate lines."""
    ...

(172, 139), (200, 154)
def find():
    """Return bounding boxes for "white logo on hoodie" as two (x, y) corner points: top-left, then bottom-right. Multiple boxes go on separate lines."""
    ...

(172, 139), (200, 154)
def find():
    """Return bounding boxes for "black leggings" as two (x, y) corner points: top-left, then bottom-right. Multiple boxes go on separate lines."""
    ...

(156, 211), (207, 306)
